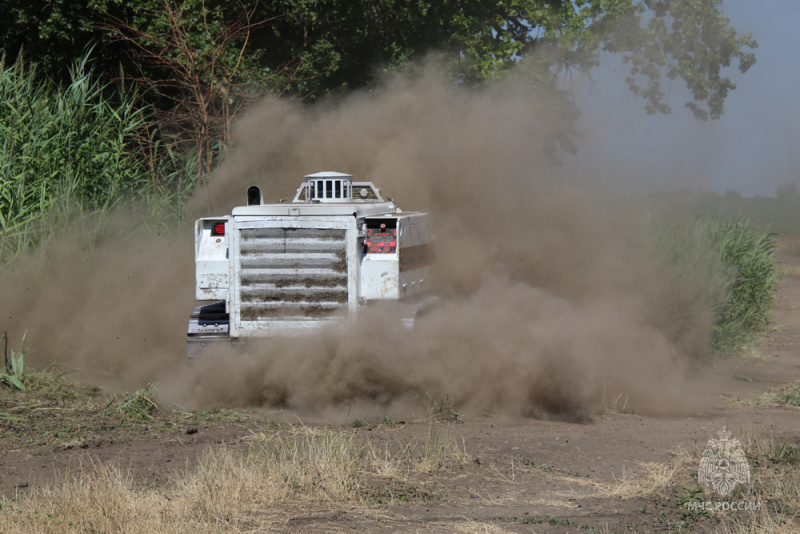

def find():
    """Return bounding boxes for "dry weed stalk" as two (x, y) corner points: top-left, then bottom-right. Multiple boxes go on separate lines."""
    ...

(601, 387), (629, 414)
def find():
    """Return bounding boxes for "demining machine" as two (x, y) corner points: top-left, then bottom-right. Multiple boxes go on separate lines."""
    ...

(188, 171), (435, 356)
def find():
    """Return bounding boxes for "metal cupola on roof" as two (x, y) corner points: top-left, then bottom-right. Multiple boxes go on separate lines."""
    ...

(293, 171), (384, 203)
(300, 171), (352, 202)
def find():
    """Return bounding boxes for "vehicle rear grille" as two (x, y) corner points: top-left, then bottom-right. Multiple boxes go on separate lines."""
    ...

(237, 228), (348, 321)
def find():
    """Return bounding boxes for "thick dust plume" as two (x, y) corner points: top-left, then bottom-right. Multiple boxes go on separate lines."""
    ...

(172, 64), (719, 419)
(0, 216), (194, 390)
(0, 62), (719, 419)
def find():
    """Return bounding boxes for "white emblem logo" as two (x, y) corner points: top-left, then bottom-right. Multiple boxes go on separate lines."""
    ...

(698, 428), (750, 496)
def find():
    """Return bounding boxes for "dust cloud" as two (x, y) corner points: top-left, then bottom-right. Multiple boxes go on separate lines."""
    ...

(0, 221), (193, 389)
(1, 61), (721, 420)
(175, 62), (719, 418)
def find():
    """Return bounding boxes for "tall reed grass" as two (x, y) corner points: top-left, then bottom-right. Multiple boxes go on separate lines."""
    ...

(0, 53), (144, 258)
(709, 218), (777, 352)
(655, 216), (776, 354)
(0, 53), (209, 265)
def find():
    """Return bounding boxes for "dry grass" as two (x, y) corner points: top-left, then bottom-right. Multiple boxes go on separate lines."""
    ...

(757, 381), (800, 407)
(452, 519), (516, 533)
(2, 462), (186, 533)
(698, 427), (800, 532)
(0, 424), (469, 533)
(778, 265), (800, 278)
(363, 424), (470, 482)
(527, 497), (581, 508)
(588, 450), (693, 499)
(404, 425), (471, 472)
(170, 428), (363, 523)
(714, 509), (800, 534)
(578, 431), (800, 531)
(600, 387), (630, 414)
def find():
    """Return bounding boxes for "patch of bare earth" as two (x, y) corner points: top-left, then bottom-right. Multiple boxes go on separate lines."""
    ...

(3, 240), (800, 532)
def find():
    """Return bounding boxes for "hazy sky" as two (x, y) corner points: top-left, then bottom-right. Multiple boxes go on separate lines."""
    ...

(560, 0), (799, 197)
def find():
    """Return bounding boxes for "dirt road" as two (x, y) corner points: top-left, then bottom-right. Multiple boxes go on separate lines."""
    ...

(2, 243), (800, 533)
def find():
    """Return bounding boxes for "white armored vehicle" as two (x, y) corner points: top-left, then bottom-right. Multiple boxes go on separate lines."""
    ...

(188, 172), (434, 355)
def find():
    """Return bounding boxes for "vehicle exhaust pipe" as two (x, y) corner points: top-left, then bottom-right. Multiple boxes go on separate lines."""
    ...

(247, 185), (263, 206)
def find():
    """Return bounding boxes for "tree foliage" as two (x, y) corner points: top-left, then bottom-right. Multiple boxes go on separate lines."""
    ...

(0, 0), (757, 165)
(0, 1), (129, 82)
(100, 0), (294, 175)
(242, 0), (757, 121)
(441, 0), (757, 120)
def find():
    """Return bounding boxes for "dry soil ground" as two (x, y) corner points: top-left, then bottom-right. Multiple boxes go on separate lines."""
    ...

(3, 242), (800, 533)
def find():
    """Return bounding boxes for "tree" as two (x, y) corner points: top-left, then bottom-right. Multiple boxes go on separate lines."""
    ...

(0, 1), (130, 83)
(1, 1), (756, 121)
(256, 0), (756, 120)
(101, 0), (300, 175)
(0, 0), (757, 168)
